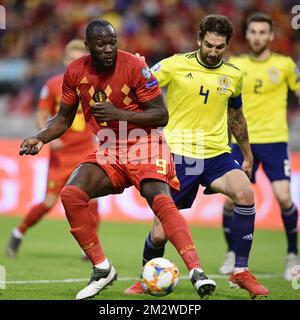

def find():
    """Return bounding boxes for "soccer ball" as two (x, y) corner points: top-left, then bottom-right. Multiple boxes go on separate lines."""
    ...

(140, 258), (180, 297)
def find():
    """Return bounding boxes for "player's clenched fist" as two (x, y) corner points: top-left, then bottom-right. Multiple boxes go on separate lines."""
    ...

(92, 102), (124, 122)
(19, 137), (44, 156)
(242, 157), (253, 180)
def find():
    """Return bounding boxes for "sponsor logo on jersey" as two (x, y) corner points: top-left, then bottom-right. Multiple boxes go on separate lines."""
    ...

(242, 233), (253, 241)
(151, 63), (161, 73)
(184, 73), (193, 79)
(94, 90), (107, 103)
(217, 75), (231, 93)
(142, 67), (152, 80)
(268, 67), (279, 83)
(146, 79), (158, 88)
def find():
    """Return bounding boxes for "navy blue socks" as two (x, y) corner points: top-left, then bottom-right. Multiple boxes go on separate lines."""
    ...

(222, 207), (234, 252)
(231, 204), (255, 268)
(281, 204), (298, 254)
(142, 232), (165, 266)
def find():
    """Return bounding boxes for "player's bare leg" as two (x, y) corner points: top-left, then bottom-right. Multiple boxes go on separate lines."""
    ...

(61, 163), (117, 300)
(210, 169), (269, 298)
(272, 180), (299, 280)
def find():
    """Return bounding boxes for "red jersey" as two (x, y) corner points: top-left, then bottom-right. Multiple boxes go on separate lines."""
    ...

(61, 50), (161, 138)
(39, 74), (94, 153)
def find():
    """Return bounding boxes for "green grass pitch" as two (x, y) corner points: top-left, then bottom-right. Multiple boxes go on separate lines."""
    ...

(0, 216), (299, 300)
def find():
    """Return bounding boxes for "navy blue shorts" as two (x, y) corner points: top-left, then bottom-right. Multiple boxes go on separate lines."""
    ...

(171, 152), (242, 209)
(231, 142), (291, 183)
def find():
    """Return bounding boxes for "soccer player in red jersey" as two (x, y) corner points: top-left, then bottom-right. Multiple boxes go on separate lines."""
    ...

(19, 20), (216, 300)
(7, 40), (99, 258)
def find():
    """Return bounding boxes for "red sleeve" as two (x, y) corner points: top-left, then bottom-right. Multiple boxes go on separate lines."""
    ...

(38, 80), (56, 113)
(131, 59), (161, 103)
(61, 65), (79, 105)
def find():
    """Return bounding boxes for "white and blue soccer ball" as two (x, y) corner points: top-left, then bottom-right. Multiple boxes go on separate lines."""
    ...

(140, 258), (180, 297)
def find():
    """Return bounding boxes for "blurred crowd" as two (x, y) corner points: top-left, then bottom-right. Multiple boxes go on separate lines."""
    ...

(0, 0), (300, 115)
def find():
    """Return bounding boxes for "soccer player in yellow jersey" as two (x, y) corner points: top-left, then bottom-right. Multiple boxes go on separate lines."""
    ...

(126, 15), (269, 298)
(219, 13), (300, 281)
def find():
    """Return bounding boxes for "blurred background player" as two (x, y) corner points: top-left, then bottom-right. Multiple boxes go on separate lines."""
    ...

(6, 39), (99, 258)
(19, 20), (216, 300)
(220, 13), (300, 280)
(126, 15), (269, 298)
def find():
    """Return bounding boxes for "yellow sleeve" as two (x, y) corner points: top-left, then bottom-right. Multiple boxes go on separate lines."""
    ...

(225, 56), (243, 97)
(151, 55), (176, 88)
(285, 57), (300, 91)
(233, 74), (243, 97)
(228, 73), (243, 109)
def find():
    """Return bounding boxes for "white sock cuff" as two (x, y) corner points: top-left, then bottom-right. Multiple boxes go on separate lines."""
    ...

(189, 268), (204, 278)
(95, 258), (110, 269)
(234, 267), (248, 275)
(13, 228), (24, 239)
(233, 204), (255, 216)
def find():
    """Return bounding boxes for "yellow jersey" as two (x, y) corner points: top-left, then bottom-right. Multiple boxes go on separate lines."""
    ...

(151, 51), (242, 159)
(229, 53), (300, 143)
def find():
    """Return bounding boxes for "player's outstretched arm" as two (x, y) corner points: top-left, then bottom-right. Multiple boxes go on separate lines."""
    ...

(92, 94), (168, 128)
(19, 102), (78, 156)
(19, 137), (44, 156)
(228, 107), (253, 178)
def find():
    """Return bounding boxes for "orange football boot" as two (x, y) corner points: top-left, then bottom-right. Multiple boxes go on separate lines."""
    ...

(229, 270), (270, 299)
(124, 281), (144, 295)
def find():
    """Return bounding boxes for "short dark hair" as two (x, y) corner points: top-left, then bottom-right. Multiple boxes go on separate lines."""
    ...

(198, 15), (233, 44)
(246, 13), (273, 30)
(86, 20), (115, 41)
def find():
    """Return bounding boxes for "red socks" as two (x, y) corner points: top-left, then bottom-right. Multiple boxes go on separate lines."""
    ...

(61, 185), (105, 265)
(89, 199), (101, 229)
(18, 197), (100, 235)
(152, 194), (201, 271)
(61, 186), (200, 270)
(18, 203), (48, 234)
